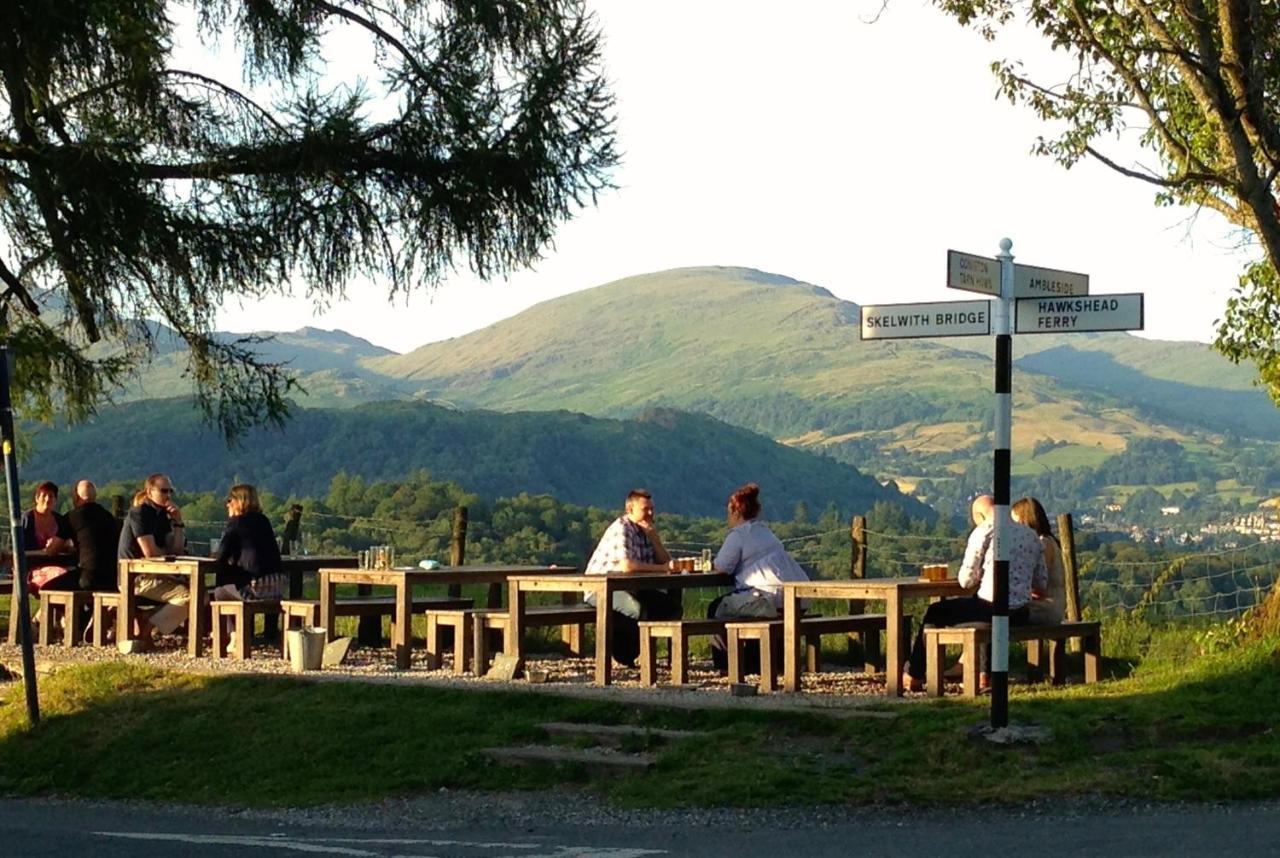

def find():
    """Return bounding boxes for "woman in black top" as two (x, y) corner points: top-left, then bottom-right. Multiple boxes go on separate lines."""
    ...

(214, 484), (284, 599)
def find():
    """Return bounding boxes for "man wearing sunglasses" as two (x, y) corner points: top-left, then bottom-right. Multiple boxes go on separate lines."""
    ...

(116, 473), (190, 647)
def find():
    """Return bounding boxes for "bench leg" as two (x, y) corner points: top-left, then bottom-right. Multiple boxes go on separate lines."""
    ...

(925, 635), (944, 698)
(93, 604), (111, 647)
(727, 629), (743, 685)
(639, 631), (656, 687)
(805, 633), (820, 674)
(962, 639), (980, 698)
(862, 628), (880, 674)
(66, 600), (85, 648)
(1026, 638), (1043, 681)
(37, 602), (52, 647)
(672, 629), (689, 686)
(562, 622), (583, 657)
(453, 617), (470, 676)
(1083, 634), (1101, 683)
(757, 630), (779, 693)
(1047, 638), (1064, 685)
(233, 610), (251, 660)
(211, 610), (226, 659)
(424, 614), (441, 670)
(471, 617), (488, 676)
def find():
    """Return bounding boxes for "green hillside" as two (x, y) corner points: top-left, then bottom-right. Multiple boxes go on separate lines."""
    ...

(21, 399), (929, 520)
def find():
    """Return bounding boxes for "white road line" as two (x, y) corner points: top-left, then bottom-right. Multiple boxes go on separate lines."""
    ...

(94, 831), (667, 857)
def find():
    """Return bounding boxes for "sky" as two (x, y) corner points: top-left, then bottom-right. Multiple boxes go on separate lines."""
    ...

(214, 1), (1251, 355)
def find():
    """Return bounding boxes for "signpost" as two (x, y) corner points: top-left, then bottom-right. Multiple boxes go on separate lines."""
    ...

(861, 240), (1144, 730)
(861, 300), (991, 339)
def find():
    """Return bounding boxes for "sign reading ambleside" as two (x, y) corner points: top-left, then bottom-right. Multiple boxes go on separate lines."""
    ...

(1013, 263), (1090, 298)
(1014, 293), (1144, 334)
(861, 300), (992, 340)
(947, 250), (1000, 296)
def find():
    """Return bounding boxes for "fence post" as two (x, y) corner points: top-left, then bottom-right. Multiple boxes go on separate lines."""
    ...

(849, 514), (867, 613)
(448, 505), (468, 599)
(280, 504), (303, 556)
(111, 494), (126, 520)
(1058, 512), (1082, 653)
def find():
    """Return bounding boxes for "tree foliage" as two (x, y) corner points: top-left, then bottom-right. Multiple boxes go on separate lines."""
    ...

(932, 0), (1280, 402)
(0, 0), (617, 437)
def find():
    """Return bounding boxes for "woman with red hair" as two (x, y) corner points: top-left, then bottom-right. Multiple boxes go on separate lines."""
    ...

(707, 482), (810, 672)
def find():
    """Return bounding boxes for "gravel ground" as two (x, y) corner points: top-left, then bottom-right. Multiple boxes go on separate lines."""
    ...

(0, 636), (918, 714)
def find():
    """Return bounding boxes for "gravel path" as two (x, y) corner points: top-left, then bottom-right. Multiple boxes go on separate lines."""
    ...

(0, 637), (915, 714)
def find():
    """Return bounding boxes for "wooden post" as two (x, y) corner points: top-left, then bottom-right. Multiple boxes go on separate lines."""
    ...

(1058, 512), (1082, 654)
(111, 494), (126, 520)
(280, 504), (303, 555)
(447, 506), (468, 600)
(849, 514), (869, 664)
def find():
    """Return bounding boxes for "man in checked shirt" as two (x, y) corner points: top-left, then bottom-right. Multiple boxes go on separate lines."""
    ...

(583, 488), (683, 668)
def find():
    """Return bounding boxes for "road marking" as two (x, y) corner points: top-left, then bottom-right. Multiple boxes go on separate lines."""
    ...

(95, 831), (666, 857)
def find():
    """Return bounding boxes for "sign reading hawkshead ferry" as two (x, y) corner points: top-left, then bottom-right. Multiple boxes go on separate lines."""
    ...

(860, 299), (991, 339)
(1015, 293), (1143, 334)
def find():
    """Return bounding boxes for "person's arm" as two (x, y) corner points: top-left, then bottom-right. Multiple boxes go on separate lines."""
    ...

(956, 525), (990, 590)
(1031, 540), (1049, 594)
(163, 504), (186, 553)
(46, 513), (74, 553)
(620, 519), (673, 573)
(135, 534), (165, 558)
(713, 528), (743, 574)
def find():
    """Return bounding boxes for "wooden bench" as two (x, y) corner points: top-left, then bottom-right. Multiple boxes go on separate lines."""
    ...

(285, 596), (472, 653)
(726, 614), (898, 692)
(637, 618), (729, 687)
(211, 599), (281, 660)
(426, 605), (595, 675)
(90, 591), (119, 647)
(924, 620), (1102, 698)
(37, 590), (92, 647)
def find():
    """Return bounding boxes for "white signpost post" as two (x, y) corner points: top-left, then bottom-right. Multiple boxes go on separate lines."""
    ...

(862, 240), (1144, 729)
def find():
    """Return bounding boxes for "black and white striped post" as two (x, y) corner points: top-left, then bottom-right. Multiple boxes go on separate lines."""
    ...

(990, 238), (1015, 728)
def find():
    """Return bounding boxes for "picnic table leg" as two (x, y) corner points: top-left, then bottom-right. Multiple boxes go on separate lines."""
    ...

(187, 568), (204, 658)
(782, 587), (800, 693)
(118, 566), (136, 650)
(393, 578), (412, 669)
(594, 581), (612, 686)
(885, 590), (903, 697)
(320, 573), (336, 642)
(506, 579), (526, 672)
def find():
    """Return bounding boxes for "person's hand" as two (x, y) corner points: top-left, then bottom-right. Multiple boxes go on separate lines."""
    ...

(166, 502), (184, 527)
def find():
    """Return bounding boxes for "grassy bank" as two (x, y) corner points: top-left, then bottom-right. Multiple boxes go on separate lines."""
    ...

(1, 633), (1278, 808)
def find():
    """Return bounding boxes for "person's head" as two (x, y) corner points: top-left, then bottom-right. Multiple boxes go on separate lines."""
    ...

(624, 489), (654, 524)
(144, 473), (175, 507)
(970, 494), (995, 526)
(225, 483), (262, 517)
(73, 480), (97, 507)
(1012, 496), (1054, 539)
(727, 482), (762, 524)
(32, 481), (58, 514)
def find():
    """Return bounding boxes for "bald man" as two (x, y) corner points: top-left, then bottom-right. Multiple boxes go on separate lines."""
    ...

(67, 480), (121, 592)
(902, 493), (1047, 692)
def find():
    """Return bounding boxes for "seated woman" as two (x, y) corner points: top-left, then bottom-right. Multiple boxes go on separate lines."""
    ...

(22, 481), (75, 594)
(212, 484), (284, 601)
(1012, 496), (1066, 624)
(707, 482), (810, 672)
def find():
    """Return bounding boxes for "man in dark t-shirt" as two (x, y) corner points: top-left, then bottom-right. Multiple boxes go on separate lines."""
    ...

(67, 480), (121, 591)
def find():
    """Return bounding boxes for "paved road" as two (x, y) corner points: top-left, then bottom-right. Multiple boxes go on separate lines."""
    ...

(3, 796), (1278, 856)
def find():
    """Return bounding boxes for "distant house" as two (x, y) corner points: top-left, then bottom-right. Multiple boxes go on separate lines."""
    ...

(1160, 506), (1181, 516)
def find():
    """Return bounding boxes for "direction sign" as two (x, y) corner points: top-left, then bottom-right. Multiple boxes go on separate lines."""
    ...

(861, 299), (991, 340)
(947, 250), (1000, 296)
(1013, 262), (1089, 298)
(1014, 293), (1143, 334)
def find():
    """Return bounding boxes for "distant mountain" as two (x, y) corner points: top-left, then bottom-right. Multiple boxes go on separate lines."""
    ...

(23, 399), (929, 520)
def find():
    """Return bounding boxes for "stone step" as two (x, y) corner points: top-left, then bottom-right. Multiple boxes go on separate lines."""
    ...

(538, 721), (701, 746)
(481, 746), (654, 771)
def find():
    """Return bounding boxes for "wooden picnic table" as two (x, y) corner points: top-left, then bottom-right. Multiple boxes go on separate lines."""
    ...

(115, 554), (359, 657)
(318, 564), (570, 669)
(781, 577), (967, 696)
(506, 571), (733, 686)
(5, 549), (78, 645)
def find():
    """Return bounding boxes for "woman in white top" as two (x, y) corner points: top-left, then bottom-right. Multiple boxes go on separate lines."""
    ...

(1013, 496), (1066, 624)
(707, 483), (810, 672)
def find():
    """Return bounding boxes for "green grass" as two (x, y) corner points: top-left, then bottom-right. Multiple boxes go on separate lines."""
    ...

(3, 631), (1280, 808)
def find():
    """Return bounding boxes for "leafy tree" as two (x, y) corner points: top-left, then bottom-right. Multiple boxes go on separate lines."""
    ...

(0, 0), (617, 437)
(933, 0), (1280, 402)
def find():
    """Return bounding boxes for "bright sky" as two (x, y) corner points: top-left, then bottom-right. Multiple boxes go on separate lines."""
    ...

(215, 1), (1251, 354)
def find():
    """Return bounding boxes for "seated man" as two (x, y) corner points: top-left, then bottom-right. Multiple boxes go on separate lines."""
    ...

(584, 489), (682, 667)
(903, 493), (1047, 691)
(68, 480), (121, 592)
(117, 473), (190, 647)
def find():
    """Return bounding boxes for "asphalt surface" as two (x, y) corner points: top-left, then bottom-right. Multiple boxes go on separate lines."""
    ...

(2, 795), (1279, 857)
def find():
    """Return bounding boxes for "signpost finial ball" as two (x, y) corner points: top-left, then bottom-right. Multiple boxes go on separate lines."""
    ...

(999, 237), (1013, 252)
